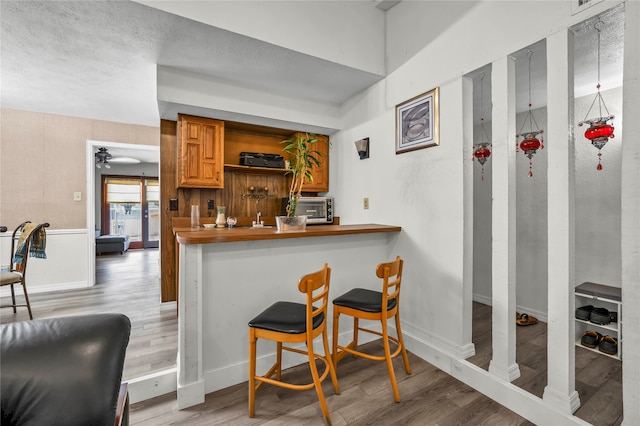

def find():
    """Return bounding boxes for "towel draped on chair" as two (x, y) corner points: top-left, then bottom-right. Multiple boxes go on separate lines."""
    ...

(12, 223), (47, 265)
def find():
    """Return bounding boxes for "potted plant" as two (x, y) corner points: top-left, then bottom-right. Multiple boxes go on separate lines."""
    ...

(277, 132), (322, 230)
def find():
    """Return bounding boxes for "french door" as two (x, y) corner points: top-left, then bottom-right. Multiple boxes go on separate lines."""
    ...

(102, 176), (160, 249)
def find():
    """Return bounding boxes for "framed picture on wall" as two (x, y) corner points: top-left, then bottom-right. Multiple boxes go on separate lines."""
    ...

(395, 87), (439, 154)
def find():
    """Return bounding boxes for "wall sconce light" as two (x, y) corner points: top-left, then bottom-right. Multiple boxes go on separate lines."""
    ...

(354, 138), (369, 160)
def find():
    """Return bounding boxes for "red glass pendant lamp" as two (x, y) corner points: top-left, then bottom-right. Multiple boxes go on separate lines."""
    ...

(578, 20), (615, 171)
(472, 71), (492, 181)
(516, 50), (544, 178)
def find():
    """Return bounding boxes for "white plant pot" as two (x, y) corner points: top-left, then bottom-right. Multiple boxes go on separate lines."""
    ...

(275, 215), (307, 232)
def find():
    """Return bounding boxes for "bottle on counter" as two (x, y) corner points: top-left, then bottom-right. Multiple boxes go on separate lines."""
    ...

(216, 206), (226, 227)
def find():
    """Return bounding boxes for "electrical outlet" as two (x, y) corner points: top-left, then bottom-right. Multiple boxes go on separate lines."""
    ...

(169, 199), (179, 211)
(363, 198), (369, 209)
(207, 199), (215, 210)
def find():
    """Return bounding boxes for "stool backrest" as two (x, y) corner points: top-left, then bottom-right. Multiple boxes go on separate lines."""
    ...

(376, 256), (403, 313)
(298, 263), (331, 338)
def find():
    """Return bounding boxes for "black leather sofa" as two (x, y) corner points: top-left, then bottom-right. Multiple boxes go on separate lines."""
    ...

(1, 313), (131, 426)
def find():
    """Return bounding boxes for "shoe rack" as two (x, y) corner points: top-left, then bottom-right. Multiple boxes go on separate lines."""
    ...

(574, 282), (622, 361)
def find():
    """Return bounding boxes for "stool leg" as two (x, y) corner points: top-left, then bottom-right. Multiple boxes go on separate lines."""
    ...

(353, 317), (359, 349)
(322, 327), (340, 395)
(307, 335), (331, 423)
(10, 284), (16, 313)
(276, 342), (283, 380)
(248, 331), (257, 417)
(395, 313), (411, 375)
(22, 282), (33, 320)
(382, 318), (401, 402)
(332, 309), (340, 366)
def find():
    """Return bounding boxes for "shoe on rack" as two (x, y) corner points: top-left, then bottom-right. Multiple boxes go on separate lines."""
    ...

(599, 335), (618, 356)
(589, 307), (611, 325)
(580, 330), (603, 349)
(575, 305), (594, 321)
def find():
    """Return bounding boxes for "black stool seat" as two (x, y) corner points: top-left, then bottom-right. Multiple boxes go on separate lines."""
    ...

(333, 288), (397, 313)
(248, 301), (324, 334)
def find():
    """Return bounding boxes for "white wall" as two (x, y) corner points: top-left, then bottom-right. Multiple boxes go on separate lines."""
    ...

(472, 86), (623, 319)
(0, 229), (89, 295)
(335, 0), (619, 352)
(574, 87), (623, 286)
(331, 0), (629, 423)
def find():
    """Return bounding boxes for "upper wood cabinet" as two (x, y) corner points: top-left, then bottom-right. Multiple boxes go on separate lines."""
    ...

(302, 134), (329, 193)
(177, 114), (224, 188)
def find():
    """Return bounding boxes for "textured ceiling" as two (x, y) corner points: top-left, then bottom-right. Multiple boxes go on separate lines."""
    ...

(1, 1), (626, 160)
(1, 0), (384, 128)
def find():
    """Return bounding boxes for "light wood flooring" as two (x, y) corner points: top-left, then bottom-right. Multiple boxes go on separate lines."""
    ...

(467, 302), (623, 426)
(0, 248), (177, 381)
(130, 338), (531, 426)
(1, 253), (623, 424)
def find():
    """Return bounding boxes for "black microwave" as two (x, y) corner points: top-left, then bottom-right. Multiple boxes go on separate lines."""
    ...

(281, 196), (334, 224)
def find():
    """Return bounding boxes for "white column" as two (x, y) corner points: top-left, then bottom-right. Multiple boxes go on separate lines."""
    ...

(621, 1), (640, 425)
(543, 29), (580, 414)
(177, 242), (205, 409)
(462, 76), (475, 352)
(488, 56), (520, 382)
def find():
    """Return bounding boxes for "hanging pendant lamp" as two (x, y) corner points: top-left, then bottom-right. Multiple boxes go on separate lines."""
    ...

(578, 20), (615, 171)
(472, 71), (492, 182)
(516, 50), (544, 178)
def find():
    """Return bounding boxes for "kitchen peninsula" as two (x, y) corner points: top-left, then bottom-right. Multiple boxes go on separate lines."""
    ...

(173, 223), (401, 409)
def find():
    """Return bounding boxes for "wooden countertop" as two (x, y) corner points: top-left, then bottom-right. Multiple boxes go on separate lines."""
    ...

(174, 223), (401, 245)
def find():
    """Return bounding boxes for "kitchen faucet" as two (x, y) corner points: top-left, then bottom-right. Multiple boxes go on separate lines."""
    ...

(252, 211), (264, 228)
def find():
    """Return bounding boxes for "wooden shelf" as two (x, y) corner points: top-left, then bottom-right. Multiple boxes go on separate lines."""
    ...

(574, 318), (618, 333)
(575, 337), (621, 361)
(224, 164), (288, 175)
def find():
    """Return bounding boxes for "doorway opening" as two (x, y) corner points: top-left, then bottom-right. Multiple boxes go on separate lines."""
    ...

(101, 175), (159, 250)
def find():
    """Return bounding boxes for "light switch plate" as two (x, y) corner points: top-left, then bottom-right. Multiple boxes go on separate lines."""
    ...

(73, 192), (82, 201)
(363, 198), (369, 209)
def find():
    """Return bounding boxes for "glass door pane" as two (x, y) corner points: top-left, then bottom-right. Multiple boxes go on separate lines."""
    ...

(105, 178), (142, 243)
(145, 179), (160, 247)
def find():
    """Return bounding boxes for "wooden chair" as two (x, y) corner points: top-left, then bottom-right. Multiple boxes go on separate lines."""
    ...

(0, 222), (50, 320)
(248, 263), (340, 423)
(332, 255), (411, 402)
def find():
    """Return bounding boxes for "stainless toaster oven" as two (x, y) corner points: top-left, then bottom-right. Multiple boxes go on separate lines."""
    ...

(282, 196), (334, 224)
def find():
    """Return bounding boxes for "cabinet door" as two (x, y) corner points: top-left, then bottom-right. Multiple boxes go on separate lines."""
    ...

(177, 114), (224, 188)
(303, 134), (329, 193)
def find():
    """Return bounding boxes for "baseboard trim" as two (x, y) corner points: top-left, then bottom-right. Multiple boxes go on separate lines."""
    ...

(472, 294), (548, 323)
(128, 368), (177, 404)
(403, 330), (590, 426)
(0, 281), (89, 297)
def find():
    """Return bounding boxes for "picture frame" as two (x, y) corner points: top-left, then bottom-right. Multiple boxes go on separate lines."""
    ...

(395, 87), (439, 154)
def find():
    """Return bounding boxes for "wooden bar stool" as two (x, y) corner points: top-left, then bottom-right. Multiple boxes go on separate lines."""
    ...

(332, 255), (411, 402)
(248, 263), (339, 423)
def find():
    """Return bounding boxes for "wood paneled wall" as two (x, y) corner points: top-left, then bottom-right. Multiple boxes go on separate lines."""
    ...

(160, 119), (294, 302)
